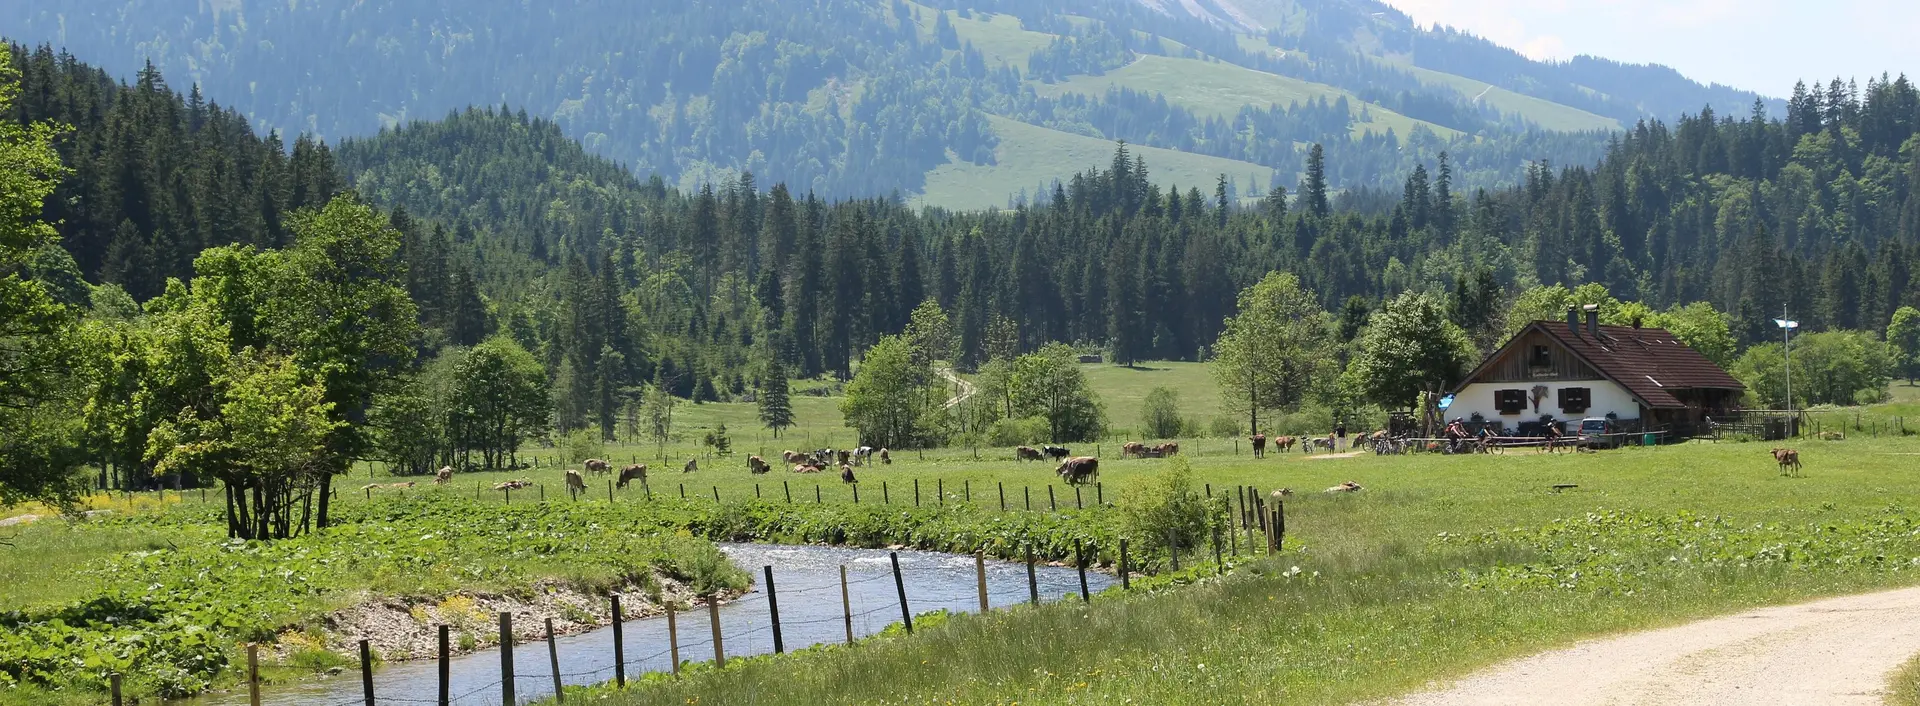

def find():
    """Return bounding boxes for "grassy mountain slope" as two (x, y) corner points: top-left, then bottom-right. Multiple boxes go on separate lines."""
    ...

(1399, 63), (1622, 133)
(919, 115), (1273, 209)
(1032, 54), (1463, 140)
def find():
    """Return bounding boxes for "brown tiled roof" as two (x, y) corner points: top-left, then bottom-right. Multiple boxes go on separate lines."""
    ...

(1505, 321), (1745, 409)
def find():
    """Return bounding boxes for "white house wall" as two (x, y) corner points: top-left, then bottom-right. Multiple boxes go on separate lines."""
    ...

(1451, 379), (1642, 429)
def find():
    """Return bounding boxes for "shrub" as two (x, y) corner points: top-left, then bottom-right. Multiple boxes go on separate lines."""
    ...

(562, 428), (605, 463)
(1116, 458), (1224, 568)
(1208, 415), (1242, 438)
(988, 416), (1050, 447)
(1141, 387), (1183, 439)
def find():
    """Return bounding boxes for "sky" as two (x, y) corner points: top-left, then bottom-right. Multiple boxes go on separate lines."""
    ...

(1378, 0), (1920, 98)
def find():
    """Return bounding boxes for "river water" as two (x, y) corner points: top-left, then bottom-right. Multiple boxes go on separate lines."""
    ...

(187, 543), (1114, 705)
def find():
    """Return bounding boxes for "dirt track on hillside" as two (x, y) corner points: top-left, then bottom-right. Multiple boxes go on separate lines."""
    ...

(1387, 586), (1920, 705)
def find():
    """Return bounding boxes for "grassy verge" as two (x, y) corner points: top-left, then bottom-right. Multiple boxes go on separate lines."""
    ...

(522, 436), (1920, 705)
(1891, 652), (1920, 706)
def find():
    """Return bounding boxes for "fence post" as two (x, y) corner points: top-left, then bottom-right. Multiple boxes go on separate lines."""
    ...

(1075, 541), (1090, 603)
(998, 482), (1006, 511)
(438, 624), (450, 706)
(1025, 545), (1039, 606)
(1075, 485), (1083, 509)
(764, 566), (785, 654)
(975, 551), (990, 612)
(937, 478), (943, 505)
(1097, 482), (1104, 505)
(914, 478), (920, 506)
(883, 480), (889, 504)
(666, 604), (680, 676)
(247, 643), (261, 706)
(611, 593), (626, 688)
(816, 485), (822, 503)
(840, 565), (854, 644)
(1119, 539), (1131, 590)
(965, 479), (971, 502)
(545, 618), (564, 701)
(1237, 487), (1247, 530)
(1276, 501), (1286, 552)
(499, 612), (515, 706)
(785, 480), (792, 503)
(360, 639), (375, 706)
(609, 480), (614, 503)
(1025, 486), (1031, 511)
(708, 599), (726, 667)
(853, 482), (860, 503)
(890, 552), (913, 634)
(755, 483), (761, 499)
(712, 486), (720, 503)
(678, 484), (685, 500)
(111, 673), (122, 706)
(1213, 526), (1224, 575)
(1048, 485), (1056, 511)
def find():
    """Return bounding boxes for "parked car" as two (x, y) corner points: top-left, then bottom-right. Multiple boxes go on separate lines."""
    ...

(1577, 417), (1620, 449)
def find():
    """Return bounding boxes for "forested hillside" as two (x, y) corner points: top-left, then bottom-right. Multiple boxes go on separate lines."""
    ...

(2, 0), (1773, 208)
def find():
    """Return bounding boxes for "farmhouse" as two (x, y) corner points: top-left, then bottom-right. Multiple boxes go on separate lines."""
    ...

(1449, 306), (1745, 435)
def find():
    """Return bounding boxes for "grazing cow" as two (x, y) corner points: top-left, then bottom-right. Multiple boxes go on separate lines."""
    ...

(584, 458), (611, 476)
(853, 446), (874, 466)
(1270, 488), (1293, 502)
(748, 455), (771, 474)
(1055, 456), (1099, 485)
(1324, 480), (1363, 494)
(493, 479), (533, 491)
(435, 466), (454, 485)
(1154, 442), (1180, 456)
(683, 458), (699, 473)
(1016, 446), (1044, 462)
(1121, 442), (1146, 458)
(1274, 436), (1296, 453)
(878, 448), (891, 465)
(783, 450), (805, 465)
(840, 464), (857, 484)
(617, 464), (648, 489)
(1251, 434), (1267, 458)
(836, 449), (852, 466)
(565, 470), (587, 493)
(1772, 448), (1802, 477)
(1042, 445), (1071, 460)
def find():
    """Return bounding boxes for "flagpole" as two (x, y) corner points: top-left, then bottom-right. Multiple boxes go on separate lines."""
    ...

(1780, 307), (1794, 437)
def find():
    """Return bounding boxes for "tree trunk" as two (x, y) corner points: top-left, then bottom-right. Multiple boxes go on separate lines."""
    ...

(316, 473), (333, 530)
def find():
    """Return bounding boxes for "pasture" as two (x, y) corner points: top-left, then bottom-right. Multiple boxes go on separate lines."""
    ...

(916, 116), (1272, 211)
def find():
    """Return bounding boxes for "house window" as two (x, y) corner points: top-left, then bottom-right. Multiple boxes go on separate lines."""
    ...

(1495, 389), (1528, 415)
(1558, 387), (1592, 415)
(1530, 345), (1552, 368)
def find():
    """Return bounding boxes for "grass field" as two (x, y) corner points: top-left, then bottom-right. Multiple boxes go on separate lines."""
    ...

(555, 435), (1920, 705)
(1030, 54), (1464, 142)
(918, 116), (1274, 210)
(905, 3), (1054, 68)
(1398, 62), (1621, 133)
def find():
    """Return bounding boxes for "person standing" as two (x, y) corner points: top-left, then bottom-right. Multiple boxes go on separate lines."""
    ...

(1335, 421), (1348, 450)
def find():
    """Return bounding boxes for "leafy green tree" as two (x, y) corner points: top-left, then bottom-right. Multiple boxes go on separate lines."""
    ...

(643, 374), (677, 459)
(1349, 291), (1476, 411)
(841, 335), (929, 449)
(757, 357), (795, 437)
(453, 336), (549, 469)
(1211, 273), (1332, 435)
(1010, 343), (1103, 443)
(1890, 306), (1920, 385)
(0, 49), (85, 507)
(1734, 331), (1896, 407)
(1647, 302), (1739, 369)
(368, 375), (443, 477)
(1141, 386), (1183, 439)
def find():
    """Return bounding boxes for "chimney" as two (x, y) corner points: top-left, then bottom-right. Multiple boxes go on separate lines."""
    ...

(1584, 304), (1600, 337)
(1566, 307), (1580, 335)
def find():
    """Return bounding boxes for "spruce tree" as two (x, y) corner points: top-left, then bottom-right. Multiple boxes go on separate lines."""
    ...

(758, 358), (795, 437)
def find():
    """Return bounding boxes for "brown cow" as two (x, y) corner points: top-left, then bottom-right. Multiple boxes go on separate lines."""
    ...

(840, 464), (857, 484)
(1056, 456), (1099, 485)
(1772, 448), (1802, 477)
(783, 450), (805, 465)
(793, 464), (823, 474)
(1154, 442), (1180, 456)
(1270, 488), (1294, 501)
(836, 449), (852, 466)
(435, 466), (454, 485)
(1324, 480), (1363, 494)
(617, 464), (648, 489)
(878, 448), (891, 465)
(1274, 436), (1296, 452)
(565, 470), (587, 493)
(493, 479), (533, 491)
(1121, 442), (1146, 458)
(748, 455), (771, 474)
(683, 458), (698, 473)
(1016, 446), (1044, 462)
(1251, 434), (1267, 458)
(584, 458), (611, 475)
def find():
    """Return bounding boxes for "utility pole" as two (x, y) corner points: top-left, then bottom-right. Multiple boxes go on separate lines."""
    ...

(1776, 310), (1799, 436)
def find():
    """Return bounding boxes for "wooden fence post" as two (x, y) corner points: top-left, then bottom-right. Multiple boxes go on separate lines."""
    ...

(1167, 528), (1180, 572)
(964, 479), (971, 503)
(784, 480), (792, 503)
(611, 594), (626, 688)
(708, 599), (726, 667)
(914, 478), (920, 506)
(499, 612), (515, 706)
(1119, 539), (1131, 590)
(438, 624), (450, 706)
(975, 551), (990, 612)
(816, 485), (822, 503)
(360, 639), (375, 706)
(1097, 482), (1103, 505)
(840, 565), (854, 644)
(247, 643), (261, 706)
(1048, 485), (1056, 511)
(110, 673), (122, 706)
(711, 486), (720, 503)
(545, 618), (564, 701)
(1276, 501), (1286, 552)
(882, 480), (889, 504)
(998, 482), (1005, 511)
(765, 566), (785, 654)
(1075, 541), (1090, 603)
(1024, 486), (1031, 511)
(1025, 545), (1039, 606)
(890, 552), (913, 634)
(1075, 485), (1083, 509)
(666, 604), (680, 676)
(1213, 526), (1224, 575)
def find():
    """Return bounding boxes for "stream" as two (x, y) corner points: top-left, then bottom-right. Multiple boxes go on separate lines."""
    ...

(186, 543), (1114, 705)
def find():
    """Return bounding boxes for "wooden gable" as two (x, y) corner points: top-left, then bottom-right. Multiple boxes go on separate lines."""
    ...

(1470, 329), (1602, 383)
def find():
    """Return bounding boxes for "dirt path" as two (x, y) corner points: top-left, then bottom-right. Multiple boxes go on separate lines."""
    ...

(1303, 451), (1363, 461)
(941, 366), (975, 410)
(1388, 586), (1920, 705)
